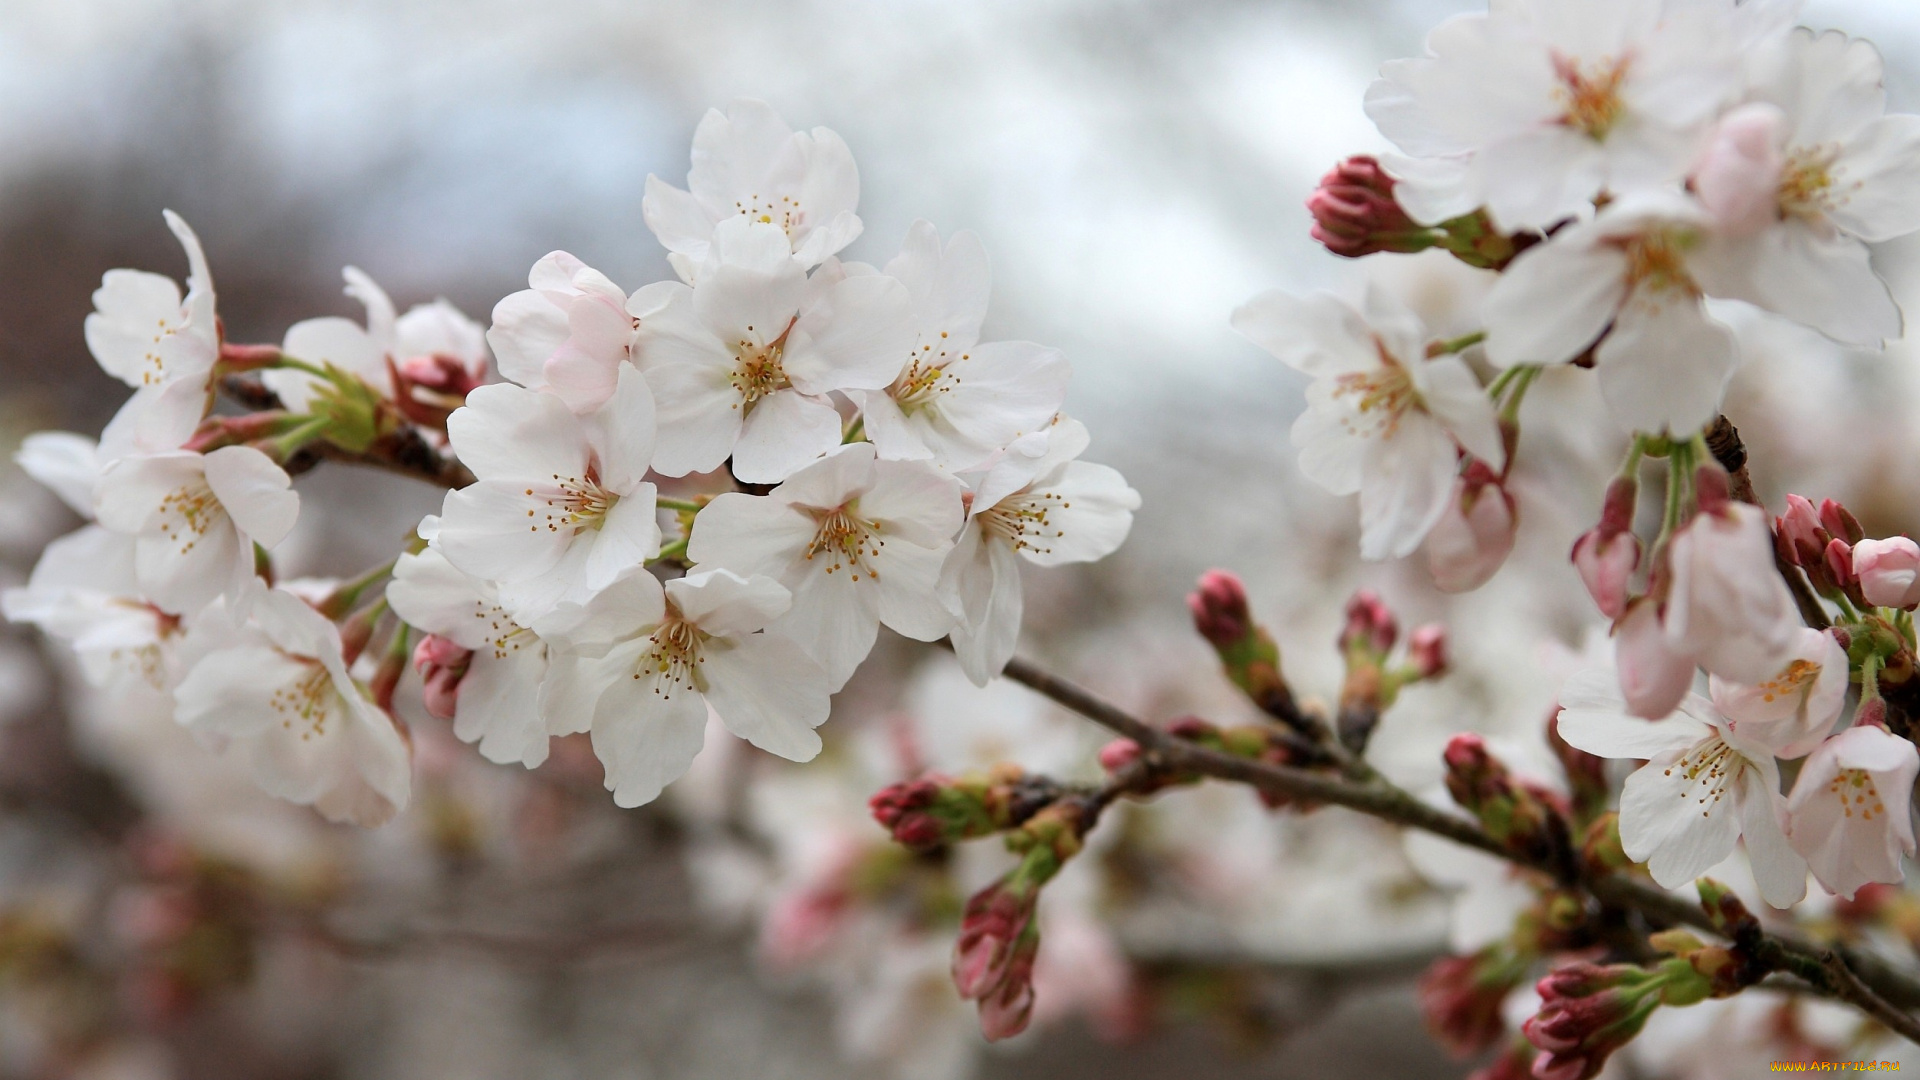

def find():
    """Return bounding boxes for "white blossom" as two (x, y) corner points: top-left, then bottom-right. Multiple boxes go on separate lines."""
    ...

(267, 267), (488, 414)
(173, 588), (412, 827)
(1709, 627), (1848, 760)
(1232, 281), (1502, 560)
(1785, 724), (1920, 899)
(631, 217), (914, 483)
(86, 210), (220, 456)
(643, 98), (862, 279)
(940, 419), (1138, 686)
(851, 222), (1071, 471)
(558, 569), (831, 808)
(93, 447), (299, 615)
(487, 251), (639, 413)
(1557, 668), (1807, 908)
(2, 525), (182, 694)
(435, 368), (659, 622)
(1365, 0), (1754, 231)
(687, 442), (962, 689)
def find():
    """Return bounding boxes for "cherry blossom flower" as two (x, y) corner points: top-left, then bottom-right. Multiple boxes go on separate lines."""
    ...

(1572, 477), (1641, 620)
(939, 419), (1139, 686)
(487, 251), (639, 413)
(850, 221), (1071, 471)
(686, 442), (962, 689)
(1613, 597), (1701, 721)
(1364, 0), (1751, 232)
(1231, 281), (1503, 560)
(172, 589), (411, 827)
(1854, 536), (1920, 609)
(435, 367), (659, 622)
(2, 525), (182, 694)
(642, 98), (862, 279)
(86, 211), (220, 455)
(266, 268), (488, 414)
(93, 447), (299, 615)
(559, 569), (831, 808)
(1483, 192), (1735, 436)
(631, 217), (914, 483)
(1709, 628), (1848, 760)
(1664, 499), (1802, 687)
(1688, 29), (1920, 347)
(386, 547), (556, 769)
(1556, 668), (1807, 907)
(1784, 724), (1920, 899)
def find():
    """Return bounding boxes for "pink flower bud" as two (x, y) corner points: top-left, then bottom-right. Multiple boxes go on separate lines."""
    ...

(1098, 738), (1142, 773)
(1613, 599), (1694, 720)
(1522, 962), (1662, 1080)
(411, 635), (473, 721)
(1341, 590), (1398, 655)
(1408, 624), (1448, 678)
(761, 885), (850, 969)
(953, 880), (1037, 1001)
(1418, 951), (1518, 1058)
(1821, 498), (1865, 545)
(1305, 156), (1430, 258)
(1778, 494), (1827, 562)
(1187, 569), (1253, 649)
(1855, 536), (1920, 609)
(1692, 102), (1786, 238)
(1572, 530), (1641, 620)
(1429, 476), (1518, 594)
(1826, 536), (1858, 589)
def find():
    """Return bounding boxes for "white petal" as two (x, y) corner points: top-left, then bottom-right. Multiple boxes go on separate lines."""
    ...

(1356, 415), (1456, 561)
(772, 566), (878, 691)
(201, 446), (298, 548)
(947, 533), (1023, 687)
(456, 648), (552, 768)
(784, 273), (918, 394)
(1017, 461), (1138, 567)
(702, 633), (829, 761)
(1830, 114), (1920, 242)
(584, 484), (661, 591)
(1739, 765), (1808, 908)
(590, 674), (709, 807)
(1595, 292), (1736, 436)
(17, 432), (100, 518)
(667, 569), (792, 636)
(583, 365), (657, 493)
(731, 390), (843, 483)
(1483, 232), (1626, 368)
(447, 383), (589, 482)
(685, 493), (816, 582)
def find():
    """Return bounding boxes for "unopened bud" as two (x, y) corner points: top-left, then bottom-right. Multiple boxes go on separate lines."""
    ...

(1821, 498), (1865, 545)
(1418, 945), (1527, 1058)
(1442, 734), (1570, 867)
(1573, 477), (1642, 620)
(1189, 570), (1298, 719)
(1855, 536), (1920, 609)
(1188, 569), (1252, 648)
(1306, 156), (1434, 259)
(1341, 590), (1398, 656)
(1522, 962), (1665, 1080)
(412, 635), (472, 721)
(1580, 813), (1631, 875)
(1097, 738), (1141, 773)
(1695, 878), (1759, 940)
(1408, 624), (1448, 679)
(1429, 466), (1517, 594)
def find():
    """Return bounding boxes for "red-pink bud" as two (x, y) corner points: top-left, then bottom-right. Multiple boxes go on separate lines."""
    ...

(1408, 624), (1448, 679)
(1341, 590), (1399, 655)
(1188, 569), (1253, 649)
(1572, 529), (1641, 621)
(412, 635), (473, 721)
(1305, 156), (1431, 258)
(1098, 739), (1142, 773)
(1429, 474), (1518, 594)
(1418, 950), (1520, 1058)
(1820, 498), (1865, 545)
(1778, 495), (1825, 559)
(1825, 537), (1858, 589)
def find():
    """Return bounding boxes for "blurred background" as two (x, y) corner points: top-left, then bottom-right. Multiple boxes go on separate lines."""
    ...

(5, 1), (1920, 1077)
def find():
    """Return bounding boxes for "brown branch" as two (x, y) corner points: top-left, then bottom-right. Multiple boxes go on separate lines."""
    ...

(989, 652), (1920, 1037)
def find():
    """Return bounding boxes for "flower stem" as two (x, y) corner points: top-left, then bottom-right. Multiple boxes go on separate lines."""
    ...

(268, 415), (333, 461)
(843, 416), (867, 444)
(1496, 366), (1540, 424)
(656, 497), (705, 514)
(1430, 331), (1487, 357)
(654, 537), (689, 564)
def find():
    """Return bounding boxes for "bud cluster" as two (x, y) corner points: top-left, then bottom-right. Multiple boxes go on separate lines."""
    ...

(868, 765), (1064, 853)
(1338, 590), (1447, 753)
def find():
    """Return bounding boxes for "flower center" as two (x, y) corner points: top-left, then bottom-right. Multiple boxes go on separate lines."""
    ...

(1331, 340), (1422, 439)
(805, 503), (885, 581)
(270, 659), (341, 741)
(107, 604), (182, 690)
(1663, 737), (1737, 818)
(1620, 231), (1700, 298)
(140, 314), (189, 385)
(1827, 768), (1885, 821)
(891, 334), (968, 413)
(733, 193), (804, 240)
(730, 320), (797, 411)
(980, 490), (1068, 556)
(1754, 658), (1821, 706)
(156, 479), (225, 554)
(632, 612), (708, 699)
(470, 601), (538, 661)
(526, 465), (616, 535)
(1551, 53), (1630, 140)
(1778, 144), (1852, 221)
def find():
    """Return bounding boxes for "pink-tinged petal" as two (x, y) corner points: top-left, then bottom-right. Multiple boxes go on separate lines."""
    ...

(642, 174), (719, 257)
(784, 273), (917, 394)
(436, 480), (572, 583)
(1017, 462), (1138, 568)
(584, 484), (661, 592)
(1666, 504), (1800, 685)
(1710, 627), (1847, 760)
(201, 446), (298, 549)
(685, 492), (817, 584)
(702, 633), (829, 761)
(446, 383), (589, 482)
(590, 672), (709, 808)
(1419, 356), (1504, 471)
(1230, 290), (1379, 379)
(731, 390), (842, 483)
(1855, 537), (1920, 608)
(1611, 601), (1698, 720)
(583, 365), (657, 493)
(1356, 414), (1456, 561)
(1594, 290), (1735, 437)
(644, 361), (745, 478)
(1693, 225), (1900, 348)
(666, 568), (792, 635)
(455, 647), (551, 768)
(946, 532), (1023, 687)
(1426, 479), (1516, 593)
(1483, 231), (1626, 368)
(486, 287), (568, 390)
(772, 565), (878, 692)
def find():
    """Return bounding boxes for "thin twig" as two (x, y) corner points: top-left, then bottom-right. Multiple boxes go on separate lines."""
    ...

(989, 652), (1920, 1035)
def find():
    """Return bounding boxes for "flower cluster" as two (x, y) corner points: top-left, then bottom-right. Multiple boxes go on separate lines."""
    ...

(5, 99), (1138, 822)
